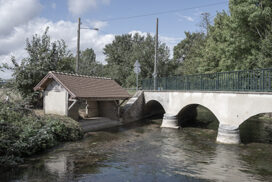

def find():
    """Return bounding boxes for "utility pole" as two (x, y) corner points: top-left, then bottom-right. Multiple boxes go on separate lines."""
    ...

(76, 17), (81, 73)
(153, 18), (158, 90)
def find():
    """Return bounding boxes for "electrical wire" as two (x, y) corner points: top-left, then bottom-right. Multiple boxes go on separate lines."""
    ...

(100, 1), (228, 22)
(80, 1), (228, 34)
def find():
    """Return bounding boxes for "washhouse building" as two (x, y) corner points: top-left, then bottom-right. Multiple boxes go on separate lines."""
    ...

(34, 71), (130, 121)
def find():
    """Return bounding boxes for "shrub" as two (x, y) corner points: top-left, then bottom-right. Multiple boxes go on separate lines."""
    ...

(0, 101), (83, 167)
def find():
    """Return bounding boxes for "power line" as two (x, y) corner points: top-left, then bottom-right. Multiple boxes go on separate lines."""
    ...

(100, 1), (228, 22)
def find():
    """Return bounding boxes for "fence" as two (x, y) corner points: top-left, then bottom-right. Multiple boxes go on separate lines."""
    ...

(142, 68), (272, 92)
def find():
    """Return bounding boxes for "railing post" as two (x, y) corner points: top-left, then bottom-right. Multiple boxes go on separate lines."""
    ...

(165, 77), (167, 90)
(175, 76), (178, 90)
(216, 73), (219, 90)
(262, 69), (265, 91)
(238, 71), (240, 91)
(269, 71), (271, 91)
(200, 74), (203, 90)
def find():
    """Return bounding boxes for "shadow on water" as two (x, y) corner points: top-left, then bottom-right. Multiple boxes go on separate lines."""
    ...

(178, 105), (219, 130)
(239, 114), (272, 144)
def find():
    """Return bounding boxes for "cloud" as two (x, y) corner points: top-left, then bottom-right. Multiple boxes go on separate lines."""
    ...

(0, 19), (181, 79)
(68, 0), (110, 16)
(83, 20), (108, 29)
(0, 18), (114, 79)
(129, 30), (148, 37)
(176, 13), (194, 22)
(0, 0), (42, 36)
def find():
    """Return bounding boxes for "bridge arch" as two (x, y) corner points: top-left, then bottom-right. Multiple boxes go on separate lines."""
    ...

(143, 100), (165, 119)
(177, 104), (219, 128)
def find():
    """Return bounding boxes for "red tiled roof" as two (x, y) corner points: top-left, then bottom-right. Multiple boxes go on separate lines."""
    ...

(34, 71), (130, 99)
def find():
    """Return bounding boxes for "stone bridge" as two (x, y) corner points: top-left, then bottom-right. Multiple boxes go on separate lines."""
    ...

(123, 91), (272, 144)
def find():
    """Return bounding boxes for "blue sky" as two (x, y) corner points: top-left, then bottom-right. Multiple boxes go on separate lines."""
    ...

(40, 0), (228, 37)
(0, 0), (228, 79)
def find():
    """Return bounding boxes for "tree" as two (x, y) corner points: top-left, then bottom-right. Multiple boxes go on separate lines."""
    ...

(200, 0), (272, 73)
(173, 32), (206, 75)
(3, 27), (75, 103)
(78, 48), (104, 76)
(103, 33), (171, 87)
(199, 12), (212, 34)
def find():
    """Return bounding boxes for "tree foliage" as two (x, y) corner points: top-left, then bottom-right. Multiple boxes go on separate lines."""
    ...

(173, 0), (272, 75)
(78, 48), (104, 76)
(173, 32), (206, 75)
(3, 27), (75, 102)
(202, 0), (272, 72)
(103, 33), (171, 87)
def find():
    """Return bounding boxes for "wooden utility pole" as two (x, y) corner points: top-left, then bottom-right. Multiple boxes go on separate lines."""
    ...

(153, 18), (158, 90)
(76, 17), (81, 73)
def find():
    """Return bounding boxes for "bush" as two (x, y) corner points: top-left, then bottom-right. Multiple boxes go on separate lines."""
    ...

(0, 101), (83, 167)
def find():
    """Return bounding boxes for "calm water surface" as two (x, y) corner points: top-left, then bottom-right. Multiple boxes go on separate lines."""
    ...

(1, 112), (272, 182)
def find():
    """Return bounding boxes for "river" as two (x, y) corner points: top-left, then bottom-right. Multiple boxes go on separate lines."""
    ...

(1, 108), (272, 182)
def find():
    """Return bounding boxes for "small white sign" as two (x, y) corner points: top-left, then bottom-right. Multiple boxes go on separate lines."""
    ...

(134, 60), (140, 68)
(134, 66), (141, 74)
(134, 60), (141, 74)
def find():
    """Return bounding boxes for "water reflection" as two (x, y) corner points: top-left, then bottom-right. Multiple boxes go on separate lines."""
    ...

(159, 128), (261, 181)
(45, 153), (69, 177)
(0, 117), (272, 182)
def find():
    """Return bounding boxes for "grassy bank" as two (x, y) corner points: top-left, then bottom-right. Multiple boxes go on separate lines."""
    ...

(0, 101), (83, 168)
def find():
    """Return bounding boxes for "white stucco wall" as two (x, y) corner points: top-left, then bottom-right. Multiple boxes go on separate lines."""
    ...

(44, 91), (68, 116)
(44, 80), (68, 116)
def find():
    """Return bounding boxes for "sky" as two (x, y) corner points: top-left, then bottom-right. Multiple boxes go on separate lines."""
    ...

(0, 0), (228, 79)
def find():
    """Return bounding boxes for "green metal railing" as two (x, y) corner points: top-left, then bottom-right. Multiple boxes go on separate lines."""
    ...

(142, 68), (272, 92)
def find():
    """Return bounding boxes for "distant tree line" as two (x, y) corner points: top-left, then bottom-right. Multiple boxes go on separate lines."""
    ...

(1, 0), (272, 103)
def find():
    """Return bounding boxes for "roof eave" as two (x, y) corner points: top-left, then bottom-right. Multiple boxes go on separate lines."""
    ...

(33, 72), (77, 98)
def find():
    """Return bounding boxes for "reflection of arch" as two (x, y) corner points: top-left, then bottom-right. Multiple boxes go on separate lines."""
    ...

(143, 100), (165, 118)
(177, 103), (220, 127)
(239, 112), (271, 127)
(239, 113), (271, 144)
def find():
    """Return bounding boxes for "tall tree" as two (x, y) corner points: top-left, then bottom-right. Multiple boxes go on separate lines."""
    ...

(199, 12), (212, 34)
(78, 48), (104, 76)
(103, 33), (171, 87)
(201, 0), (272, 73)
(3, 27), (74, 102)
(173, 32), (206, 75)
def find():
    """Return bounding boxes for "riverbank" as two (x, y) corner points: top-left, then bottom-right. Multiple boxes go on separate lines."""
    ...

(0, 101), (83, 168)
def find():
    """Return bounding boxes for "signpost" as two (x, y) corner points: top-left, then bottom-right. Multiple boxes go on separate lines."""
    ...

(134, 60), (141, 90)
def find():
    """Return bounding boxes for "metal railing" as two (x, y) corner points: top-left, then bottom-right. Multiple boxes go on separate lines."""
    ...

(142, 68), (272, 92)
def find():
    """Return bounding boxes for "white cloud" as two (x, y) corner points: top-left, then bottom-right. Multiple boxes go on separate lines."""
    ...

(0, 18), (115, 79)
(176, 13), (194, 22)
(0, 0), (42, 36)
(90, 21), (108, 29)
(68, 0), (110, 16)
(0, 19), (182, 79)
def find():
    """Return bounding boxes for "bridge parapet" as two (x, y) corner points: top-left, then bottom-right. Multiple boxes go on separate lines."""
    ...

(142, 68), (272, 92)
